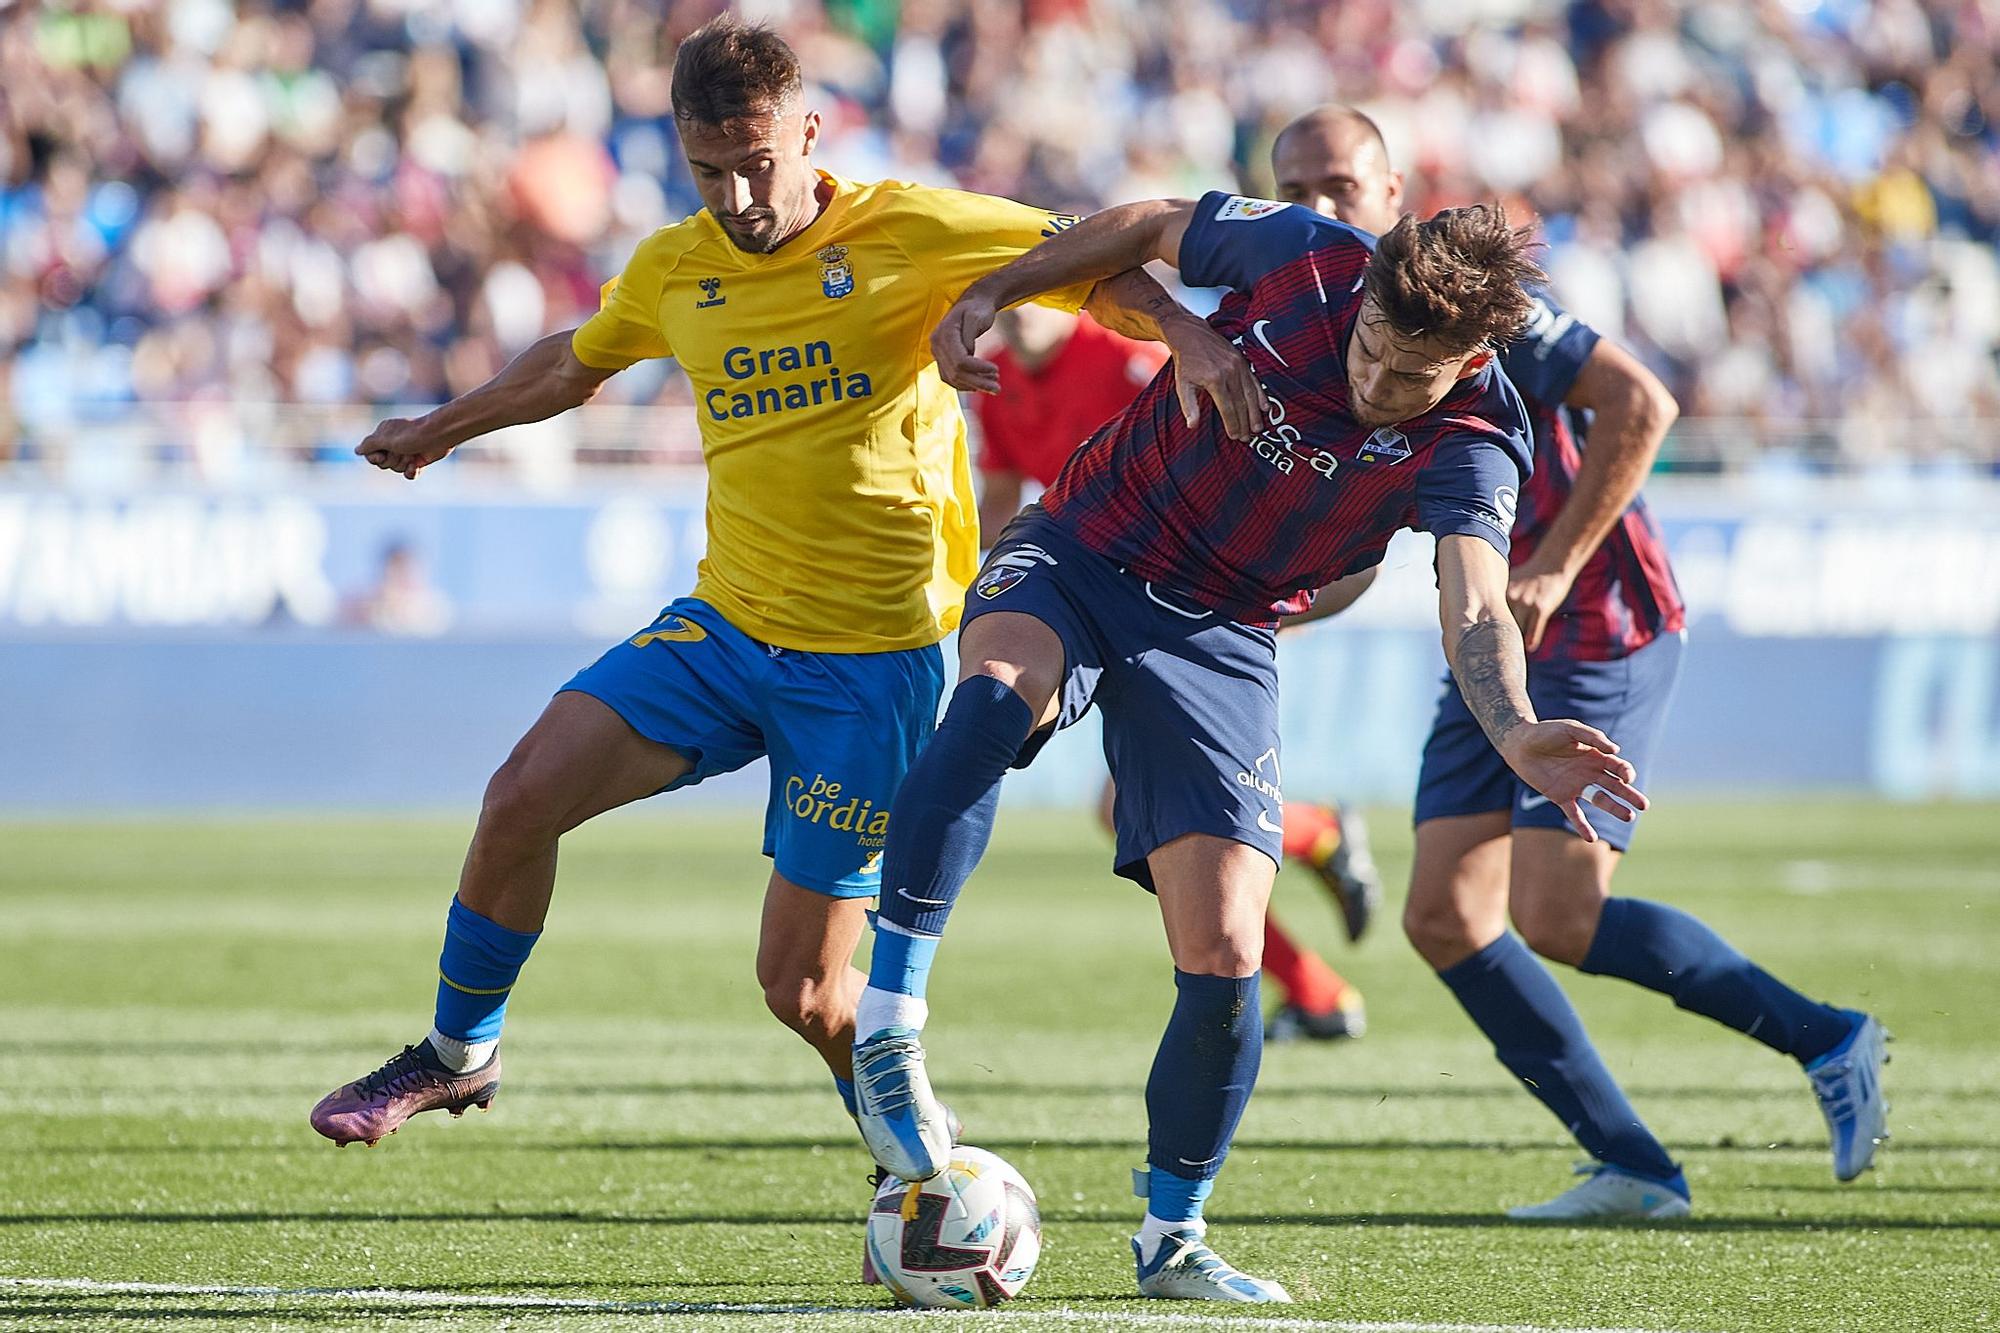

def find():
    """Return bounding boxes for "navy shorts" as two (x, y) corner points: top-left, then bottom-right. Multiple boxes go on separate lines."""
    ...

(561, 597), (945, 897)
(964, 508), (1283, 889)
(1413, 628), (1685, 851)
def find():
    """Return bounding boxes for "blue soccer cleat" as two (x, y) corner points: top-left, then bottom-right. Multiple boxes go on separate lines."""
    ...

(1506, 1163), (1691, 1220)
(1808, 1010), (1890, 1181)
(1133, 1225), (1292, 1303)
(852, 1026), (952, 1182)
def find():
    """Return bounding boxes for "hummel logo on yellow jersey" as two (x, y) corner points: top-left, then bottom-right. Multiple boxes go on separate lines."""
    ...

(696, 277), (726, 309)
(631, 614), (709, 647)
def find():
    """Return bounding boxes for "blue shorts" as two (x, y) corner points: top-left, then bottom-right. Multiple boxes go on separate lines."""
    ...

(965, 509), (1283, 890)
(1413, 628), (1685, 851)
(560, 598), (945, 897)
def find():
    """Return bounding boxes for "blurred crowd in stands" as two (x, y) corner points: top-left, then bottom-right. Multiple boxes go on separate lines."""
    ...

(4, 0), (1999, 472)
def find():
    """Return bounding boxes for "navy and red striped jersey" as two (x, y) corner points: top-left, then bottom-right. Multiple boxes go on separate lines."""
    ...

(1501, 295), (1686, 662)
(1040, 191), (1532, 625)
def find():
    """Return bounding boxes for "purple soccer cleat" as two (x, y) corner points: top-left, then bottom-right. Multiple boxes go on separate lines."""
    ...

(309, 1041), (500, 1147)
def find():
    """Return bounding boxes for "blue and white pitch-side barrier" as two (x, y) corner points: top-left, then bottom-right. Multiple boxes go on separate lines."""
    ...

(0, 477), (1995, 808)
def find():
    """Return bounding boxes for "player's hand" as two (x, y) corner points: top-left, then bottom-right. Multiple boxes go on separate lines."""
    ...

(355, 415), (454, 481)
(1508, 560), (1576, 653)
(932, 293), (1004, 394)
(1163, 315), (1268, 442)
(1497, 718), (1647, 843)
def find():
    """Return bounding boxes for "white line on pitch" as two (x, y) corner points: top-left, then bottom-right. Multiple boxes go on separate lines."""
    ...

(0, 1277), (1691, 1332)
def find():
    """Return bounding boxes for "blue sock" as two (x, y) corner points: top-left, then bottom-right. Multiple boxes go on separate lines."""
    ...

(869, 924), (940, 999)
(833, 1076), (858, 1118)
(434, 897), (541, 1044)
(1145, 971), (1263, 1212)
(1144, 1168), (1215, 1225)
(1581, 897), (1852, 1064)
(866, 677), (1034, 997)
(1439, 935), (1681, 1187)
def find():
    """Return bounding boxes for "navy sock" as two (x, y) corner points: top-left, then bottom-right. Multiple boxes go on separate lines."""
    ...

(870, 676), (1034, 947)
(434, 897), (540, 1043)
(1439, 935), (1680, 1186)
(1145, 972), (1263, 1197)
(1581, 897), (1853, 1064)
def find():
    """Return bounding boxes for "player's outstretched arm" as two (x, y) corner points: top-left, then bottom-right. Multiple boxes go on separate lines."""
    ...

(933, 203), (1193, 376)
(1509, 339), (1679, 648)
(356, 330), (619, 480)
(1082, 270), (1268, 441)
(934, 199), (1268, 437)
(1436, 534), (1647, 841)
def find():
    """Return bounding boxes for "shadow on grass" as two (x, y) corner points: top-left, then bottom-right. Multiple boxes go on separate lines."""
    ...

(1743, 1181), (1999, 1195)
(504, 1079), (1990, 1105)
(543, 1135), (1998, 1157)
(7, 1059), (1982, 1108)
(5, 1208), (1993, 1233)
(0, 1039), (376, 1057)
(16, 1134), (1996, 1157)
(0, 1304), (424, 1324)
(0, 1300), (857, 1323)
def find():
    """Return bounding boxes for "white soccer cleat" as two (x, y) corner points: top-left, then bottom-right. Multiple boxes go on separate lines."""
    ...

(1507, 1163), (1692, 1221)
(1807, 1010), (1890, 1182)
(852, 1026), (952, 1182)
(1133, 1224), (1292, 1303)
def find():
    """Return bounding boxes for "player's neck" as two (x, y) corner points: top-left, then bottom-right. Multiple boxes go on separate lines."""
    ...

(769, 175), (838, 253)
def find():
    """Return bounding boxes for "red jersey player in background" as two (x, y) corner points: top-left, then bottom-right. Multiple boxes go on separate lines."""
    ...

(975, 303), (1381, 1042)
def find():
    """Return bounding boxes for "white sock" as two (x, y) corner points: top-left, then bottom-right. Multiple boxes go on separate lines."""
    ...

(426, 1028), (496, 1072)
(1135, 1212), (1206, 1262)
(854, 986), (929, 1041)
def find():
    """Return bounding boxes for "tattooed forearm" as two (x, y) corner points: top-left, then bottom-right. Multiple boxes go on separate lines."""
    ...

(1451, 615), (1533, 750)
(1085, 269), (1198, 344)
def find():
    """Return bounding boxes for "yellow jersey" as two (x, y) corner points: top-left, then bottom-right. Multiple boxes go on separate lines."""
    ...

(572, 172), (1091, 653)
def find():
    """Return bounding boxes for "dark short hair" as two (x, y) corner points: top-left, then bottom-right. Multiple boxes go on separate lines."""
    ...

(1362, 205), (1542, 353)
(670, 16), (802, 127)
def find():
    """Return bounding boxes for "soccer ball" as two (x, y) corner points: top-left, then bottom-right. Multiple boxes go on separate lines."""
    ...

(865, 1146), (1041, 1308)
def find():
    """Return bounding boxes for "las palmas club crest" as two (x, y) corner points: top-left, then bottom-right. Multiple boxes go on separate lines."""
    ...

(818, 244), (854, 299)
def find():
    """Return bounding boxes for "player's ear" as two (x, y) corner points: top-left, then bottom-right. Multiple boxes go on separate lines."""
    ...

(1457, 349), (1492, 379)
(800, 108), (821, 156)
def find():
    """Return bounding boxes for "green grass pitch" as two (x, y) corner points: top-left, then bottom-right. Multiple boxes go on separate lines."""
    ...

(1, 801), (1995, 1331)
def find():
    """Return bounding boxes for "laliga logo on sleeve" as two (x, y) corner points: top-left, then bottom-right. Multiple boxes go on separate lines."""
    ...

(817, 244), (854, 299)
(1495, 485), (1519, 527)
(1214, 195), (1292, 222)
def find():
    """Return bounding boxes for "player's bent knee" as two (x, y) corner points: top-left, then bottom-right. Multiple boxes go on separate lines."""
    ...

(962, 658), (1059, 723)
(1168, 912), (1256, 976)
(1512, 896), (1592, 960)
(957, 613), (1064, 723)
(1511, 897), (1600, 967)
(762, 975), (850, 1043)
(1170, 930), (1264, 979)
(474, 756), (565, 849)
(1402, 894), (1486, 971)
(1509, 833), (1614, 966)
